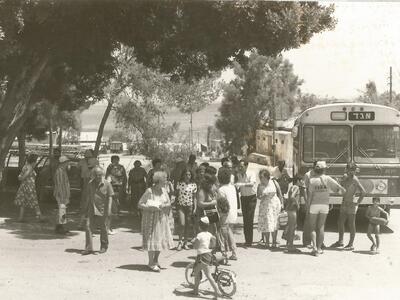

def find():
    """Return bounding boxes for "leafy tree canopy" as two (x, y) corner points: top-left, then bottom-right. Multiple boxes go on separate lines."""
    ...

(0, 0), (336, 175)
(216, 52), (303, 154)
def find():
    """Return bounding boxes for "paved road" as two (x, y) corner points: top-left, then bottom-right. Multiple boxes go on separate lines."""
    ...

(0, 194), (399, 300)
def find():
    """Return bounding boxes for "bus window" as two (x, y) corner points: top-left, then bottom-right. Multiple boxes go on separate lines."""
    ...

(303, 125), (350, 163)
(354, 125), (400, 164)
(303, 126), (313, 162)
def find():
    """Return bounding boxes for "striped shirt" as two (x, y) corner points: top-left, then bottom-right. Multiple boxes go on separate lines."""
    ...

(54, 166), (70, 204)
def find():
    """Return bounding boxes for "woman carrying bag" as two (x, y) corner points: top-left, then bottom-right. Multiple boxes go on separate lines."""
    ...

(196, 173), (230, 261)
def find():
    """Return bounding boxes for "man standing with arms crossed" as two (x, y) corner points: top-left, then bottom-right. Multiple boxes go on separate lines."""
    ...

(83, 167), (114, 255)
(331, 162), (365, 250)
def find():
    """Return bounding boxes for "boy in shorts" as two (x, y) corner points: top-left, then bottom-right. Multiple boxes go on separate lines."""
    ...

(192, 217), (221, 298)
(366, 197), (389, 254)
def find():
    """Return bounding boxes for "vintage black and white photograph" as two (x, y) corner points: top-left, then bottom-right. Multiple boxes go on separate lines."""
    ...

(0, 1), (399, 299)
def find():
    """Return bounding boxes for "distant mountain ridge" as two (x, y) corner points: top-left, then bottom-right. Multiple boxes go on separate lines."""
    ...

(80, 102), (221, 143)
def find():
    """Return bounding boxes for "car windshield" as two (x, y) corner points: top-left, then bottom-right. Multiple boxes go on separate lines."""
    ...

(354, 125), (400, 164)
(303, 125), (351, 163)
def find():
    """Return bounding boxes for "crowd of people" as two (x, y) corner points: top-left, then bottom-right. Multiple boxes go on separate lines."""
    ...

(12, 150), (390, 295)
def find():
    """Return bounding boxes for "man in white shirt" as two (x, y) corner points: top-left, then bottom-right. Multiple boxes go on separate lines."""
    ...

(235, 159), (257, 247)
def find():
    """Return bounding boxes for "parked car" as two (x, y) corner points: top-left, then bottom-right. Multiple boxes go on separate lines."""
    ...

(2, 150), (82, 203)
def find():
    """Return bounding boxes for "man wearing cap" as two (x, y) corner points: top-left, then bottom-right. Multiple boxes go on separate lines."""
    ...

(54, 156), (71, 234)
(307, 161), (346, 256)
(331, 163), (365, 250)
(83, 166), (114, 255)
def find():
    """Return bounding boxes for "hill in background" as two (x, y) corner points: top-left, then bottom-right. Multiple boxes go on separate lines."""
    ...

(80, 102), (221, 144)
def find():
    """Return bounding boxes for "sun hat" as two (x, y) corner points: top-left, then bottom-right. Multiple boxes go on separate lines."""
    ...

(315, 161), (327, 169)
(200, 216), (209, 225)
(59, 156), (69, 163)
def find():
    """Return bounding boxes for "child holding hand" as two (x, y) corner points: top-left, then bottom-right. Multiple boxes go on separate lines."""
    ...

(192, 217), (221, 299)
(366, 197), (389, 254)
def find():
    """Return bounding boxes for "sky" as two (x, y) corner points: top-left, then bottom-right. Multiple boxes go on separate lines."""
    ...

(281, 2), (400, 100)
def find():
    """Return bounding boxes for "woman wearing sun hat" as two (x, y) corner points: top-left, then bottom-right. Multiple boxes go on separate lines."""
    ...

(307, 161), (346, 256)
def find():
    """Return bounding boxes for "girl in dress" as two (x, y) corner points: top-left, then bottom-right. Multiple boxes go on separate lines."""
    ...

(15, 154), (44, 222)
(257, 169), (283, 249)
(176, 168), (197, 250)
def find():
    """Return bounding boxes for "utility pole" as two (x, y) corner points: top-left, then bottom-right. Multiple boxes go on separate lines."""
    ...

(272, 91), (276, 167)
(190, 112), (193, 150)
(389, 66), (393, 104)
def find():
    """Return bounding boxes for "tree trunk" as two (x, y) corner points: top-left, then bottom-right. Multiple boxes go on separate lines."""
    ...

(58, 127), (63, 152)
(49, 114), (54, 175)
(94, 100), (113, 157)
(0, 54), (49, 183)
(17, 131), (26, 170)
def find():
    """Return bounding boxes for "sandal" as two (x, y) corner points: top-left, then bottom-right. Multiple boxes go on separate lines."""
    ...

(176, 241), (183, 251)
(311, 249), (319, 257)
(149, 265), (160, 272)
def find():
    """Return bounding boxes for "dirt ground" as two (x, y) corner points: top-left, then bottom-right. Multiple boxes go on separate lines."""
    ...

(1, 193), (400, 300)
(1, 155), (399, 300)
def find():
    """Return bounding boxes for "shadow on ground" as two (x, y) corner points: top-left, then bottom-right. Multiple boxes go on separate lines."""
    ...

(0, 197), (141, 240)
(173, 284), (215, 299)
(171, 261), (191, 268)
(117, 264), (155, 272)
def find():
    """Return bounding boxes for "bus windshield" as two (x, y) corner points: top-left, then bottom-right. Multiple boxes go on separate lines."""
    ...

(354, 125), (400, 164)
(303, 125), (350, 163)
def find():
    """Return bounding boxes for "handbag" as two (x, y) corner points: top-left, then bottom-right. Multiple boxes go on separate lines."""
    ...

(278, 211), (288, 227)
(204, 207), (219, 224)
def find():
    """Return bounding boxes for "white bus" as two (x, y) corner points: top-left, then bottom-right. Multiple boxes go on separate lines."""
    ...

(292, 102), (400, 211)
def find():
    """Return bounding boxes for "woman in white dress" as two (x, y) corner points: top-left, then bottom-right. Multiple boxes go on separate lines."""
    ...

(257, 169), (283, 249)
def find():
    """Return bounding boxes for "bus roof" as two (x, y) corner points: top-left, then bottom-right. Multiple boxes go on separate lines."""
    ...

(297, 102), (400, 125)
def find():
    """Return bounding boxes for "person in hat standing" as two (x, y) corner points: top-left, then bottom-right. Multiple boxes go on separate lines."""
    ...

(331, 162), (366, 250)
(307, 161), (346, 256)
(54, 156), (71, 234)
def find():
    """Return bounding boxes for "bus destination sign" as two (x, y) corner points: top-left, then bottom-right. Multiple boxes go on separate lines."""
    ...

(348, 111), (375, 121)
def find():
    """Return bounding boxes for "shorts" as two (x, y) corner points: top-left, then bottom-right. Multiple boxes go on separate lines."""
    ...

(195, 252), (214, 266)
(368, 223), (380, 235)
(309, 204), (329, 215)
(340, 202), (358, 215)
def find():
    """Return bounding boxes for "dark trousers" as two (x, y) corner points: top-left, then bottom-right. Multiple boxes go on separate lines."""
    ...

(240, 195), (257, 244)
(85, 214), (108, 251)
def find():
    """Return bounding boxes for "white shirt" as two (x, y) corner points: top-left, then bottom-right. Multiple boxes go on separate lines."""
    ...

(236, 171), (257, 196)
(196, 231), (213, 255)
(272, 166), (289, 180)
(218, 184), (238, 224)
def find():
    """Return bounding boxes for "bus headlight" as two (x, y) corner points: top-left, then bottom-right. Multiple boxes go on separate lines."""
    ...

(375, 180), (387, 192)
